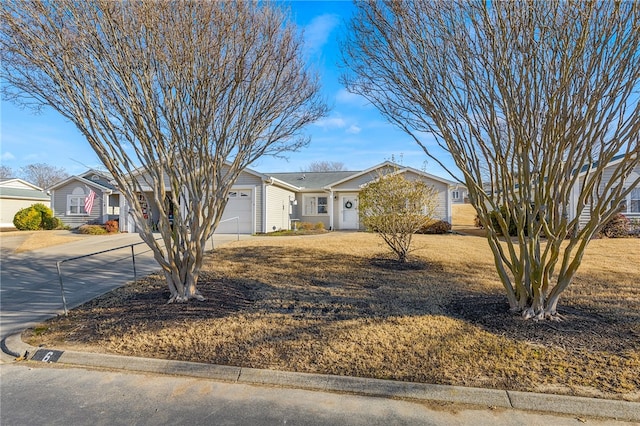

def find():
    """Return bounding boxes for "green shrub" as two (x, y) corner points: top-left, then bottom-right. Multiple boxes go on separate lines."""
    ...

(489, 206), (518, 236)
(43, 216), (65, 230)
(599, 213), (630, 238)
(13, 203), (59, 230)
(13, 207), (41, 230)
(78, 224), (108, 235)
(105, 220), (119, 233)
(417, 220), (451, 234)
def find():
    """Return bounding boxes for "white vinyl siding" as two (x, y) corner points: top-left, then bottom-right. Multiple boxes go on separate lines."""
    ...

(265, 185), (295, 232)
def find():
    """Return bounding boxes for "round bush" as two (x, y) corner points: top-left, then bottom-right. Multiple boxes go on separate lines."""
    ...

(78, 224), (108, 235)
(417, 220), (452, 234)
(599, 213), (630, 238)
(13, 203), (59, 230)
(13, 207), (42, 230)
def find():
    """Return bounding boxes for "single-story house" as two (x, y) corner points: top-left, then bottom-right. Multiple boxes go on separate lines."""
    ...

(0, 178), (51, 229)
(48, 169), (120, 228)
(117, 161), (455, 234)
(569, 154), (640, 228)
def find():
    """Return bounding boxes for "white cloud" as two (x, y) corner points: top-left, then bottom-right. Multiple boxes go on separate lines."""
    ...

(313, 116), (347, 130)
(303, 14), (340, 56)
(1, 152), (16, 161)
(346, 125), (361, 134)
(335, 88), (369, 107)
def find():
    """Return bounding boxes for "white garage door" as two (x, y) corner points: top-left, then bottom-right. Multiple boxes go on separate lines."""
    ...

(215, 189), (253, 234)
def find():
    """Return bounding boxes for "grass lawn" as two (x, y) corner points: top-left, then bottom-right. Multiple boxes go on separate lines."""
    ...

(25, 231), (640, 402)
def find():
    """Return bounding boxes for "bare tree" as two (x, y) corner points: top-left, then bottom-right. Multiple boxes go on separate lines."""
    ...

(0, 165), (13, 179)
(20, 163), (68, 189)
(359, 171), (437, 263)
(342, 1), (640, 319)
(302, 160), (347, 172)
(1, 1), (327, 303)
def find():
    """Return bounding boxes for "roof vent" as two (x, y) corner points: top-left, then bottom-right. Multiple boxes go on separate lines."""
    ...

(91, 174), (100, 181)
(298, 174), (306, 180)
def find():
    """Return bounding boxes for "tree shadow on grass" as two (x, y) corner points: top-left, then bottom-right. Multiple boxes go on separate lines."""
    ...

(28, 244), (639, 357)
(444, 288), (640, 353)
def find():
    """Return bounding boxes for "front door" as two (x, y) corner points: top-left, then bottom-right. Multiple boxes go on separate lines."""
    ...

(339, 194), (359, 229)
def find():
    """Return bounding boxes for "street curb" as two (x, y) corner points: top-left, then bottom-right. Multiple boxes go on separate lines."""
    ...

(4, 333), (639, 422)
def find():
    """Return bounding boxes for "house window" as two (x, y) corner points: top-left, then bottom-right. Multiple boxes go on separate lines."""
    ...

(228, 190), (250, 199)
(68, 187), (89, 215)
(629, 188), (640, 213)
(68, 195), (86, 215)
(304, 195), (328, 216)
(452, 190), (460, 200)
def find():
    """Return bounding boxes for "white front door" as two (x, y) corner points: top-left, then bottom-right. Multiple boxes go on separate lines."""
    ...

(339, 194), (359, 229)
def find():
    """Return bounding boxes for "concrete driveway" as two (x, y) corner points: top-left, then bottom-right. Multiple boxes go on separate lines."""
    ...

(0, 231), (248, 339)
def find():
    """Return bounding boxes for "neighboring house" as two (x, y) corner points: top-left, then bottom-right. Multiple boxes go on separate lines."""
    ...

(118, 161), (455, 234)
(569, 155), (640, 228)
(48, 169), (120, 228)
(451, 185), (469, 204)
(0, 178), (50, 229)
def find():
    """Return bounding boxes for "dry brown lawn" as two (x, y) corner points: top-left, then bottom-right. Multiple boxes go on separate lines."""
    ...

(452, 203), (486, 237)
(0, 230), (83, 252)
(25, 232), (640, 401)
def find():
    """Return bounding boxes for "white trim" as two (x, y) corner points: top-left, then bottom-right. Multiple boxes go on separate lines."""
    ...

(328, 190), (334, 230)
(49, 175), (113, 193)
(324, 161), (456, 190)
(0, 178), (44, 191)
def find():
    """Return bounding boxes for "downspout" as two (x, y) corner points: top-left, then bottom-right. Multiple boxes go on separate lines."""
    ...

(446, 185), (452, 223)
(328, 188), (334, 231)
(263, 179), (272, 234)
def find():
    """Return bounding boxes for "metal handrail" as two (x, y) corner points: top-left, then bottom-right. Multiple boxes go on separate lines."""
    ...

(211, 216), (240, 250)
(57, 219), (241, 315)
(56, 238), (158, 316)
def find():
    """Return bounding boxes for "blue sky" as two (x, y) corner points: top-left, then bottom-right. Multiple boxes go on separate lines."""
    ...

(0, 1), (456, 179)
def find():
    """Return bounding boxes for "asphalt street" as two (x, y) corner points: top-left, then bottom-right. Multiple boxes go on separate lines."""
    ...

(2, 363), (633, 426)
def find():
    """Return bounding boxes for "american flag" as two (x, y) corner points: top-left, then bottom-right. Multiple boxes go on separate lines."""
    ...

(84, 189), (96, 215)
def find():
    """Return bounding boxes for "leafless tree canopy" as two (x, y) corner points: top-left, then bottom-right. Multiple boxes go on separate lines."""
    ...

(19, 163), (68, 189)
(302, 161), (347, 172)
(342, 1), (640, 319)
(1, 0), (327, 302)
(0, 165), (13, 179)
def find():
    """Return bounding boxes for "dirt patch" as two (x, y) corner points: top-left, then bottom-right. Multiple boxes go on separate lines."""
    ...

(25, 232), (640, 401)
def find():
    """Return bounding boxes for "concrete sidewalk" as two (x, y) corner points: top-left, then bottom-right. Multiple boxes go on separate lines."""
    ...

(0, 231), (248, 338)
(2, 333), (638, 423)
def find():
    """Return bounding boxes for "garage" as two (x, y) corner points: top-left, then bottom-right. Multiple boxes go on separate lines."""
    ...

(215, 188), (253, 234)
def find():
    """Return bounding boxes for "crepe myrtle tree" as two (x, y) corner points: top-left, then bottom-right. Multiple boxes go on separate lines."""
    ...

(342, 1), (640, 319)
(359, 171), (437, 263)
(1, 0), (327, 303)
